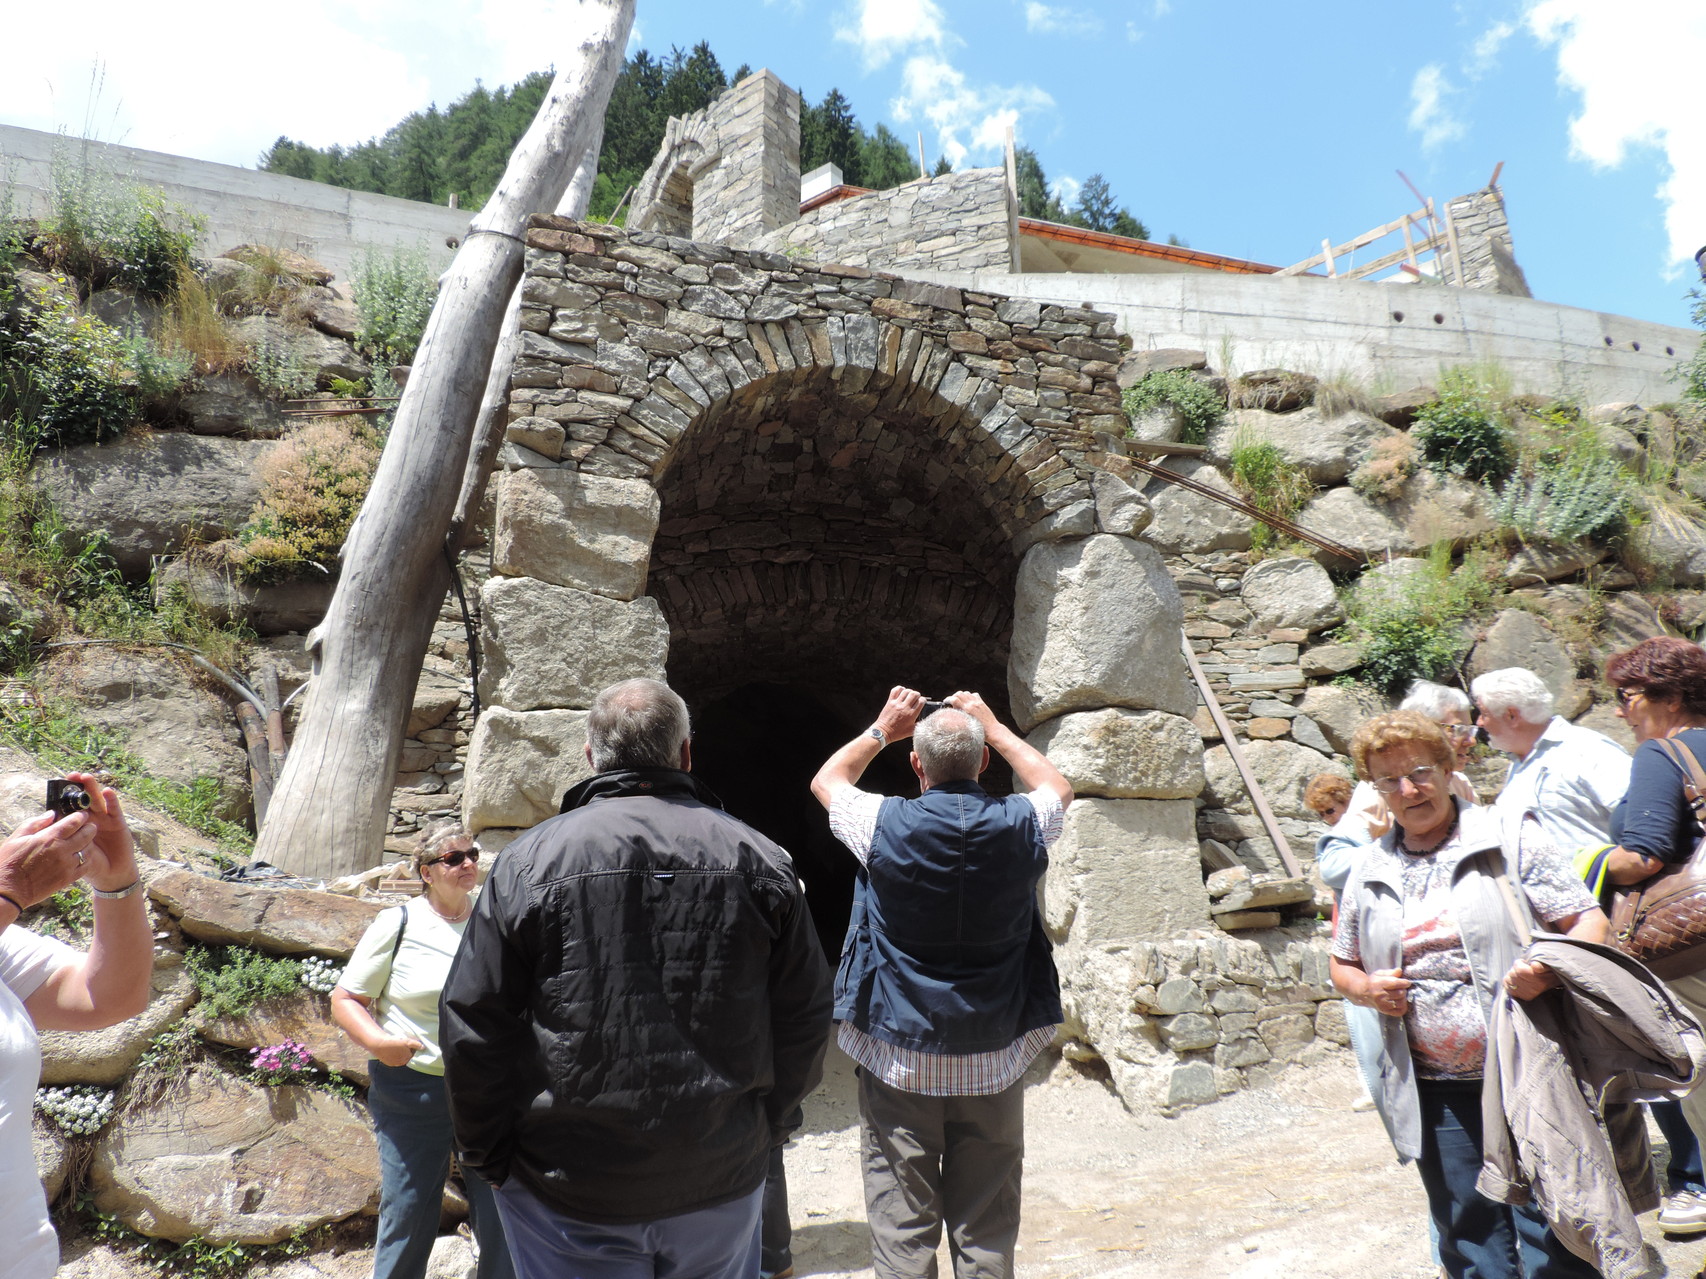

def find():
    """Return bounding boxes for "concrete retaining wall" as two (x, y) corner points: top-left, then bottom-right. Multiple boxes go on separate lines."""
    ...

(0, 125), (468, 284)
(913, 266), (1701, 405)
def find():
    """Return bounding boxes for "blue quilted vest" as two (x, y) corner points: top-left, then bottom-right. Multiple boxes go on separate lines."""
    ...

(832, 780), (1062, 1054)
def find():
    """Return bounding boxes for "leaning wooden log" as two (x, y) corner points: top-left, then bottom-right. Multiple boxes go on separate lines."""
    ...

(253, 0), (634, 879)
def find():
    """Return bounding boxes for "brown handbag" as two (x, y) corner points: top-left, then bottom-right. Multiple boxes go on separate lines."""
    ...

(1609, 735), (1706, 980)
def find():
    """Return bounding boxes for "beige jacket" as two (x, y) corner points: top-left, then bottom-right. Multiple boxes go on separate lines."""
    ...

(1478, 936), (1706, 1279)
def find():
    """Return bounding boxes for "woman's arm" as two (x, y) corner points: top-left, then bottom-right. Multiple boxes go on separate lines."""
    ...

(24, 776), (152, 1031)
(330, 986), (422, 1066)
(1504, 907), (1611, 1000)
(1605, 847), (1667, 885)
(1330, 955), (1411, 1017)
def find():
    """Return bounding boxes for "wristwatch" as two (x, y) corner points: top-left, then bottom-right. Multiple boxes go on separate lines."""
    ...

(866, 726), (887, 745)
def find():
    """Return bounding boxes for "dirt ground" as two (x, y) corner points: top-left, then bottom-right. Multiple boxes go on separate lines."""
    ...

(56, 1044), (1706, 1279)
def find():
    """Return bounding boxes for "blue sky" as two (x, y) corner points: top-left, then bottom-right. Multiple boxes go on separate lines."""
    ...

(5, 0), (1701, 330)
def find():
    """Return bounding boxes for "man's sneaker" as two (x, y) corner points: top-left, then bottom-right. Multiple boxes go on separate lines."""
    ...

(1658, 1189), (1706, 1235)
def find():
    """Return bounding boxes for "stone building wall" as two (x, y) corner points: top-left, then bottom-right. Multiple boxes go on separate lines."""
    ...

(753, 168), (1016, 276)
(627, 71), (801, 249)
(1446, 184), (1532, 297)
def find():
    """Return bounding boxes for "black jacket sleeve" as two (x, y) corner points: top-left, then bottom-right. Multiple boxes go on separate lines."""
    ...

(440, 854), (538, 1185)
(764, 878), (834, 1140)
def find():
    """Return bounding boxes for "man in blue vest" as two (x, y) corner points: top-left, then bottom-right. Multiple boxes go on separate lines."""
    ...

(811, 686), (1072, 1278)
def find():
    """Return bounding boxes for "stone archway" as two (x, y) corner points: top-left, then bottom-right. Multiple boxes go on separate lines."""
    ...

(461, 215), (1213, 1076)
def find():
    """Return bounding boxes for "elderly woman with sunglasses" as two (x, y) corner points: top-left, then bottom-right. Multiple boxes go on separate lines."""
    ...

(1331, 711), (1608, 1279)
(333, 820), (512, 1279)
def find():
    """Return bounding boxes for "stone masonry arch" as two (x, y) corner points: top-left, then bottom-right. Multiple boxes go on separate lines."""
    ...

(462, 213), (1217, 1109)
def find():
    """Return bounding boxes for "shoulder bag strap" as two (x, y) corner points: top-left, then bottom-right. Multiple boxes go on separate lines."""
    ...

(381, 904), (408, 999)
(1654, 736), (1706, 824)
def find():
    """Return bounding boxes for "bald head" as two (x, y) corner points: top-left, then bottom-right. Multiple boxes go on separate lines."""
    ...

(912, 708), (986, 784)
(586, 678), (691, 771)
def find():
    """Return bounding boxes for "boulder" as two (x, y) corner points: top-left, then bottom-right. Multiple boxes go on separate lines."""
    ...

(1117, 348), (1207, 387)
(299, 294), (362, 341)
(1505, 542), (1607, 586)
(1599, 593), (1671, 653)
(1300, 643), (1364, 678)
(87, 287), (154, 331)
(177, 372), (285, 438)
(1228, 369), (1317, 412)
(480, 577), (669, 712)
(153, 559), (334, 636)
(148, 869), (386, 957)
(1296, 487), (1417, 564)
(31, 433), (273, 576)
(493, 470), (660, 601)
(1375, 386), (1437, 427)
(1043, 798), (1208, 942)
(1352, 556), (1433, 607)
(1202, 740), (1347, 820)
(1126, 404), (1184, 443)
(1239, 557), (1344, 633)
(1027, 709), (1204, 799)
(1466, 609), (1587, 719)
(1575, 701), (1636, 753)
(198, 990), (369, 1085)
(1008, 534), (1194, 731)
(88, 1066), (378, 1243)
(1392, 469), (1497, 548)
(1091, 470), (1152, 536)
(1140, 458), (1254, 555)
(220, 244), (334, 286)
(1208, 407), (1395, 485)
(1296, 684), (1386, 755)
(230, 316), (368, 389)
(1625, 507), (1706, 588)
(34, 1116), (70, 1205)
(409, 666), (465, 736)
(39, 967), (196, 1086)
(462, 708), (593, 833)
(40, 650), (251, 820)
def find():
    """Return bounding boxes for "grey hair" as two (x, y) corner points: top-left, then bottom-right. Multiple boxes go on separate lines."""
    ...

(414, 818), (471, 875)
(1400, 679), (1473, 722)
(586, 678), (691, 771)
(912, 708), (986, 784)
(1470, 668), (1555, 725)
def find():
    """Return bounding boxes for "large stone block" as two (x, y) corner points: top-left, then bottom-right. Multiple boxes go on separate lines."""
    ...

(1008, 534), (1194, 731)
(198, 989), (371, 1085)
(1044, 798), (1208, 942)
(89, 1067), (378, 1243)
(492, 469), (660, 600)
(1141, 458), (1254, 555)
(1296, 684), (1386, 756)
(1467, 608), (1588, 719)
(480, 577), (668, 712)
(462, 707), (592, 833)
(1027, 709), (1204, 799)
(149, 871), (386, 957)
(1239, 556), (1344, 634)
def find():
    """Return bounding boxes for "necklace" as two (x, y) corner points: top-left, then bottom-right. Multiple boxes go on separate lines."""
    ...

(1400, 812), (1459, 855)
(425, 894), (471, 923)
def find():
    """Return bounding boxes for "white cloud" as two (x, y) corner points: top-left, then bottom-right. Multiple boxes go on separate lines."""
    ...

(890, 54), (1054, 168)
(1151, 0), (1172, 15)
(833, 0), (950, 70)
(1125, 22), (1144, 42)
(1467, 20), (1516, 76)
(1023, 2), (1102, 36)
(1407, 64), (1466, 151)
(1525, 0), (1706, 270)
(1052, 174), (1082, 210)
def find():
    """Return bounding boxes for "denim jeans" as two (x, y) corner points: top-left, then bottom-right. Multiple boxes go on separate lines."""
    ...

(368, 1060), (514, 1279)
(1652, 1099), (1706, 1196)
(1415, 1079), (1599, 1279)
(494, 1177), (763, 1279)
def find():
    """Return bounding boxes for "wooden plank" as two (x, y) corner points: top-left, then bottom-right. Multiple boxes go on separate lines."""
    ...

(1179, 633), (1304, 879)
(1488, 160), (1504, 189)
(1276, 207), (1430, 275)
(1344, 234), (1444, 281)
(1124, 438), (1208, 458)
(1322, 238), (1337, 278)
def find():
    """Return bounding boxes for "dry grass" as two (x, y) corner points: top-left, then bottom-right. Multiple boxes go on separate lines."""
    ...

(159, 263), (248, 375)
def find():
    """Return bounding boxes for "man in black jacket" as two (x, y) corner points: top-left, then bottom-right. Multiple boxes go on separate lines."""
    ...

(442, 678), (833, 1279)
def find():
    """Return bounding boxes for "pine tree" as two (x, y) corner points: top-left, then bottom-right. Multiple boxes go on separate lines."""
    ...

(858, 124), (917, 190)
(1072, 174), (1118, 233)
(932, 154), (952, 177)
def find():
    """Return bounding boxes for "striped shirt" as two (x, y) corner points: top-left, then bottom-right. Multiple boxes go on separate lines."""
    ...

(828, 785), (1065, 1096)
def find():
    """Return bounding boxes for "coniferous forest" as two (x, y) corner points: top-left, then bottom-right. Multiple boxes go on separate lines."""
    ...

(259, 42), (1151, 236)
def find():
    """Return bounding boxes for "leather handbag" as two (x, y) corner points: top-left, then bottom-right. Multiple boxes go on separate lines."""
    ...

(1608, 736), (1706, 980)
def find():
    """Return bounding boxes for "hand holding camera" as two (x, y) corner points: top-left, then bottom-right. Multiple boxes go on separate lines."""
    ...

(0, 773), (137, 918)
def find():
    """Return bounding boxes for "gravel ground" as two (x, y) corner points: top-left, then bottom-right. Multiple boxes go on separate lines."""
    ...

(57, 1045), (1706, 1279)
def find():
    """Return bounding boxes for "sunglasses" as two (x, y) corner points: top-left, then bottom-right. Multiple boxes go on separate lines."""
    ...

(427, 847), (480, 869)
(1615, 687), (1644, 707)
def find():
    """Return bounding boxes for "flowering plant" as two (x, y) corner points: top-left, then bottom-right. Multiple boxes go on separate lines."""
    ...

(250, 1039), (313, 1085)
(299, 955), (339, 994)
(36, 1084), (117, 1135)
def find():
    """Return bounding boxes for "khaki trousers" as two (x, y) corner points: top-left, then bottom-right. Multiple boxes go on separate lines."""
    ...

(1667, 971), (1706, 1149)
(858, 1070), (1025, 1279)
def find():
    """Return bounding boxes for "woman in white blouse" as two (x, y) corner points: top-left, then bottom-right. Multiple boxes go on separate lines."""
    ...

(0, 773), (153, 1279)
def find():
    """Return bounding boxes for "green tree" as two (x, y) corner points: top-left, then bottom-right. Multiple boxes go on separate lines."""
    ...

(801, 89), (861, 184)
(932, 154), (952, 177)
(1013, 147), (1067, 221)
(858, 123), (918, 190)
(1072, 173), (1148, 239)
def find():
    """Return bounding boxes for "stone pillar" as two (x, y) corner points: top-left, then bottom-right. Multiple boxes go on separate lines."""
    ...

(462, 469), (666, 837)
(691, 71), (801, 247)
(1445, 185), (1531, 297)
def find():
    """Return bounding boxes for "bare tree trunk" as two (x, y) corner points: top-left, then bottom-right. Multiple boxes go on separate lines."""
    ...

(254, 3), (633, 879)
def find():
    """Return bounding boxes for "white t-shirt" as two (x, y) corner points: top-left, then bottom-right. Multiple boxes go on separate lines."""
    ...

(0, 927), (78, 1279)
(338, 895), (472, 1076)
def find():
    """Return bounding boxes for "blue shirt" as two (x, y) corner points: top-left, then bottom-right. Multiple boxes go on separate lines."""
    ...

(1608, 727), (1706, 863)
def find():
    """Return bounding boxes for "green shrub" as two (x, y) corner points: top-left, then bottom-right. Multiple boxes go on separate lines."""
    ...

(1681, 290), (1706, 411)
(1411, 368), (1516, 485)
(1121, 368), (1224, 444)
(1490, 449), (1635, 544)
(230, 419), (380, 583)
(352, 246), (437, 365)
(1343, 544), (1498, 697)
(0, 291), (136, 448)
(1227, 433), (1313, 553)
(185, 944), (304, 1021)
(121, 324), (193, 398)
(1350, 434), (1420, 502)
(245, 327), (316, 401)
(38, 152), (201, 301)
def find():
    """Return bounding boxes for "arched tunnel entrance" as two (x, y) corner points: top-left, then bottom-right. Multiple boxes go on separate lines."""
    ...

(646, 376), (1028, 955)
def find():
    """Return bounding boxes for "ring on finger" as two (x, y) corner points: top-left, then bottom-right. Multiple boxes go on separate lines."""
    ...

(74, 849), (85, 866)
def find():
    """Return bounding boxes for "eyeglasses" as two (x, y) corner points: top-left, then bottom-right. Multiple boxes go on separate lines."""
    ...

(1444, 724), (1477, 742)
(1370, 765), (1441, 795)
(1615, 687), (1645, 707)
(428, 847), (480, 869)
